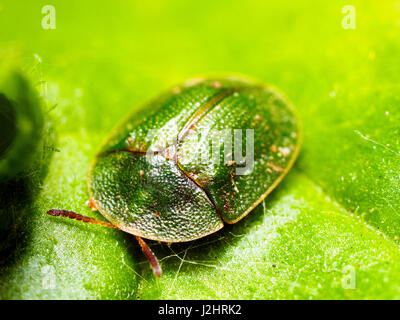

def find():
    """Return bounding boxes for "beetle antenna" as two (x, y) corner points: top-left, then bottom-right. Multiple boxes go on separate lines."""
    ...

(46, 209), (120, 229)
(134, 235), (162, 278)
(46, 209), (162, 278)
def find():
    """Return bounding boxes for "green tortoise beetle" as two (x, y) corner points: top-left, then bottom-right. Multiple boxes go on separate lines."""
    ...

(47, 75), (301, 277)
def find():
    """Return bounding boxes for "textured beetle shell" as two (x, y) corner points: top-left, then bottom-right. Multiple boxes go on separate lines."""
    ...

(88, 76), (301, 242)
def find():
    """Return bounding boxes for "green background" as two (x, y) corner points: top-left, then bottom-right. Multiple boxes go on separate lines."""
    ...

(1, 0), (400, 299)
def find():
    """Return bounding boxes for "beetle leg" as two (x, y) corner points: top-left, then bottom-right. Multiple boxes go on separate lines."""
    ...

(46, 209), (162, 278)
(134, 235), (162, 278)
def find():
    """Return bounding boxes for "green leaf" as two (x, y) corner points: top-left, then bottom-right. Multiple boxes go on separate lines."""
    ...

(1, 0), (400, 299)
(140, 173), (400, 299)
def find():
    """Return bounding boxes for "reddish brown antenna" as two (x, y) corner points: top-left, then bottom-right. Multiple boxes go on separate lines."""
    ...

(46, 209), (162, 278)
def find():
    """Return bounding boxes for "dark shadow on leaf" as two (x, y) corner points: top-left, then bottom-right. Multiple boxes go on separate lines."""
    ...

(0, 123), (56, 271)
